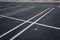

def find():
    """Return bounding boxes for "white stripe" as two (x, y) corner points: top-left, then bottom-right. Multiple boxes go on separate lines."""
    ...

(36, 23), (60, 30)
(0, 13), (59, 30)
(0, 5), (21, 11)
(0, 15), (25, 21)
(0, 8), (50, 38)
(10, 8), (54, 40)
(1, 15), (59, 30)
(28, 22), (60, 30)
(0, 15), (60, 30)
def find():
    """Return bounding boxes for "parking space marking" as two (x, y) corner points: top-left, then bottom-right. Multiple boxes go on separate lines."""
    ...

(0, 15), (25, 22)
(36, 23), (60, 30)
(0, 8), (50, 38)
(10, 8), (54, 40)
(0, 9), (59, 31)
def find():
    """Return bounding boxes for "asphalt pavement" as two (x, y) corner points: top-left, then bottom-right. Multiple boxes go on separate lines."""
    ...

(0, 2), (60, 40)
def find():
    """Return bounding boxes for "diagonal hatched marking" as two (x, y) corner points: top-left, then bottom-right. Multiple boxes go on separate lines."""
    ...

(0, 8), (50, 38)
(10, 8), (54, 40)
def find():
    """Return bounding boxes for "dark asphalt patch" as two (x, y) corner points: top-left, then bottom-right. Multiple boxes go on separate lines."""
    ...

(14, 24), (60, 40)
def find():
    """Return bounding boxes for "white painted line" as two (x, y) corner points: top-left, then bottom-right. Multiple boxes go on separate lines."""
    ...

(0, 15), (25, 22)
(36, 23), (60, 30)
(0, 11), (59, 33)
(10, 8), (54, 40)
(0, 12), (59, 30)
(28, 22), (60, 30)
(0, 5), (21, 11)
(0, 14), (60, 30)
(0, 8), (59, 30)
(1, 15), (59, 30)
(0, 8), (50, 38)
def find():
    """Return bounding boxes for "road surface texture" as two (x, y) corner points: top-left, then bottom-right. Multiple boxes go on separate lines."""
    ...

(0, 2), (60, 40)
